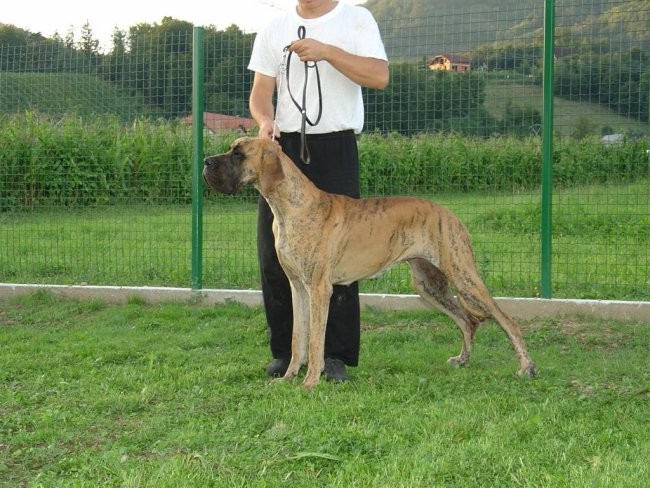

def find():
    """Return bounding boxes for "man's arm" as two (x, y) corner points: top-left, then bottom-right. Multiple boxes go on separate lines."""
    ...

(288, 39), (389, 90)
(249, 71), (280, 139)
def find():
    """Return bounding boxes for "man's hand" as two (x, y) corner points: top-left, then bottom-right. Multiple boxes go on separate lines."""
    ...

(289, 38), (330, 63)
(289, 38), (389, 90)
(258, 119), (281, 140)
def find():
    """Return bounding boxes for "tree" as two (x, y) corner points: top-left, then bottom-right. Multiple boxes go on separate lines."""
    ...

(64, 27), (75, 49)
(572, 116), (596, 140)
(502, 99), (542, 137)
(79, 21), (100, 55)
(0, 24), (30, 46)
(100, 28), (128, 84)
(639, 69), (650, 122)
(51, 32), (64, 46)
(111, 27), (127, 56)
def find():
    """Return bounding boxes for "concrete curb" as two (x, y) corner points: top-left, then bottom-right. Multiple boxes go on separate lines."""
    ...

(1, 283), (648, 322)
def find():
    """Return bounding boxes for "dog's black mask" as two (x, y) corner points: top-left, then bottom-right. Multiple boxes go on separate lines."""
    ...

(203, 146), (246, 195)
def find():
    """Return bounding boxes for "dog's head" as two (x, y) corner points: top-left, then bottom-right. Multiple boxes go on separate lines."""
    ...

(203, 137), (285, 195)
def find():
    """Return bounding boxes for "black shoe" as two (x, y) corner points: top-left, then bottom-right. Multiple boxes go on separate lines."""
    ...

(324, 358), (349, 382)
(266, 358), (289, 378)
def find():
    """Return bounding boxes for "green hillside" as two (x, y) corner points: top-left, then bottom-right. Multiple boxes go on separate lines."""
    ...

(0, 72), (162, 121)
(364, 0), (535, 19)
(366, 0), (538, 60)
(483, 77), (650, 137)
(364, 0), (649, 59)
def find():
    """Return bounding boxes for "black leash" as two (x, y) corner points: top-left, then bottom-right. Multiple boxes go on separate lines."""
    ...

(284, 26), (323, 164)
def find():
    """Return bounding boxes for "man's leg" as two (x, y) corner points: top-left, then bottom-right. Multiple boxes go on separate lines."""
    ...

(257, 196), (292, 376)
(282, 131), (361, 375)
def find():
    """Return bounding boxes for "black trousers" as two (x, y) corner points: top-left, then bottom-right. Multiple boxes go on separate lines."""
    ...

(257, 130), (361, 366)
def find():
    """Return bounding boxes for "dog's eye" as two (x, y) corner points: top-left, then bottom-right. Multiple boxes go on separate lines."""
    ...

(232, 148), (245, 162)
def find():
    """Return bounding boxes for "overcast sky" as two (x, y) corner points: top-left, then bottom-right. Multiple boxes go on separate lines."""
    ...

(3, 0), (366, 51)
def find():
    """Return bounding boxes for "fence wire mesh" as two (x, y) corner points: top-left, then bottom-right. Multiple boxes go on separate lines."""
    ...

(0, 1), (648, 301)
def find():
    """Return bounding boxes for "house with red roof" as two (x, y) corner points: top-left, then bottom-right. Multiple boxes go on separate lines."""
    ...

(182, 113), (256, 134)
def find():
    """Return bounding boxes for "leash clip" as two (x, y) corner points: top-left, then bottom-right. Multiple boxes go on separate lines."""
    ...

(273, 47), (291, 143)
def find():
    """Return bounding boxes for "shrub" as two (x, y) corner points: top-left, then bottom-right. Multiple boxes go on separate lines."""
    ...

(1, 113), (647, 211)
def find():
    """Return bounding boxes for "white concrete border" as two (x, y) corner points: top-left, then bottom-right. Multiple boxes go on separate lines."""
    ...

(1, 283), (648, 322)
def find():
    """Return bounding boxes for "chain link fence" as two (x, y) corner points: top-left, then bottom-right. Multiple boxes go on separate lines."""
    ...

(1, 1), (648, 301)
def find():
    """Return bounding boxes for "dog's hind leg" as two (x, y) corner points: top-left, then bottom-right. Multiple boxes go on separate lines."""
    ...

(409, 258), (480, 368)
(451, 269), (537, 377)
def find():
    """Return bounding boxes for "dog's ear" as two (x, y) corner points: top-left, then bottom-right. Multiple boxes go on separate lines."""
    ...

(259, 146), (285, 194)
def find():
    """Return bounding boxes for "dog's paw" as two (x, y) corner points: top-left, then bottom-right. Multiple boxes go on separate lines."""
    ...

(271, 370), (298, 384)
(301, 374), (321, 389)
(271, 376), (291, 385)
(517, 362), (538, 378)
(447, 355), (469, 367)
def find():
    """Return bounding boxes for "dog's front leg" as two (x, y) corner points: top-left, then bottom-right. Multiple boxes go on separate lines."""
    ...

(280, 280), (310, 382)
(302, 283), (332, 389)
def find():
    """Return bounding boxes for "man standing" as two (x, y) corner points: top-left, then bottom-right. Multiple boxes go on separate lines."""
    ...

(248, 0), (389, 381)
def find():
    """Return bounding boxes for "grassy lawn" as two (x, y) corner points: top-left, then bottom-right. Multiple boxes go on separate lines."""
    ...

(1, 293), (649, 487)
(1, 181), (648, 300)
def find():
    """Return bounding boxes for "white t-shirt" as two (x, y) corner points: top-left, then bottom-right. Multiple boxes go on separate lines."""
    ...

(248, 2), (387, 134)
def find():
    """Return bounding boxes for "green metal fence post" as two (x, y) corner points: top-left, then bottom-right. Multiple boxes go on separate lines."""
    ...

(191, 27), (205, 290)
(541, 0), (555, 299)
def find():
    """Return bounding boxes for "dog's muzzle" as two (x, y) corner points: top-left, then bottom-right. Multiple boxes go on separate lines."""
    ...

(203, 155), (240, 195)
(202, 156), (216, 186)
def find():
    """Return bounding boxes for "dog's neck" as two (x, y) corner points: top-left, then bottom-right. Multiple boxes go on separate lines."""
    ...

(262, 153), (325, 218)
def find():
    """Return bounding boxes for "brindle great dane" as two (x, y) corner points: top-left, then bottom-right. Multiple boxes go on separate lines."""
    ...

(203, 137), (537, 388)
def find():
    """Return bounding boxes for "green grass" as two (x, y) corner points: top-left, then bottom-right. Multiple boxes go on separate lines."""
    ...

(1, 293), (649, 486)
(1, 180), (648, 300)
(0, 113), (647, 299)
(484, 78), (650, 137)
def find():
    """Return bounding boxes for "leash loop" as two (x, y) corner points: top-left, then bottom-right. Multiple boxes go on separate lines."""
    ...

(284, 25), (323, 164)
